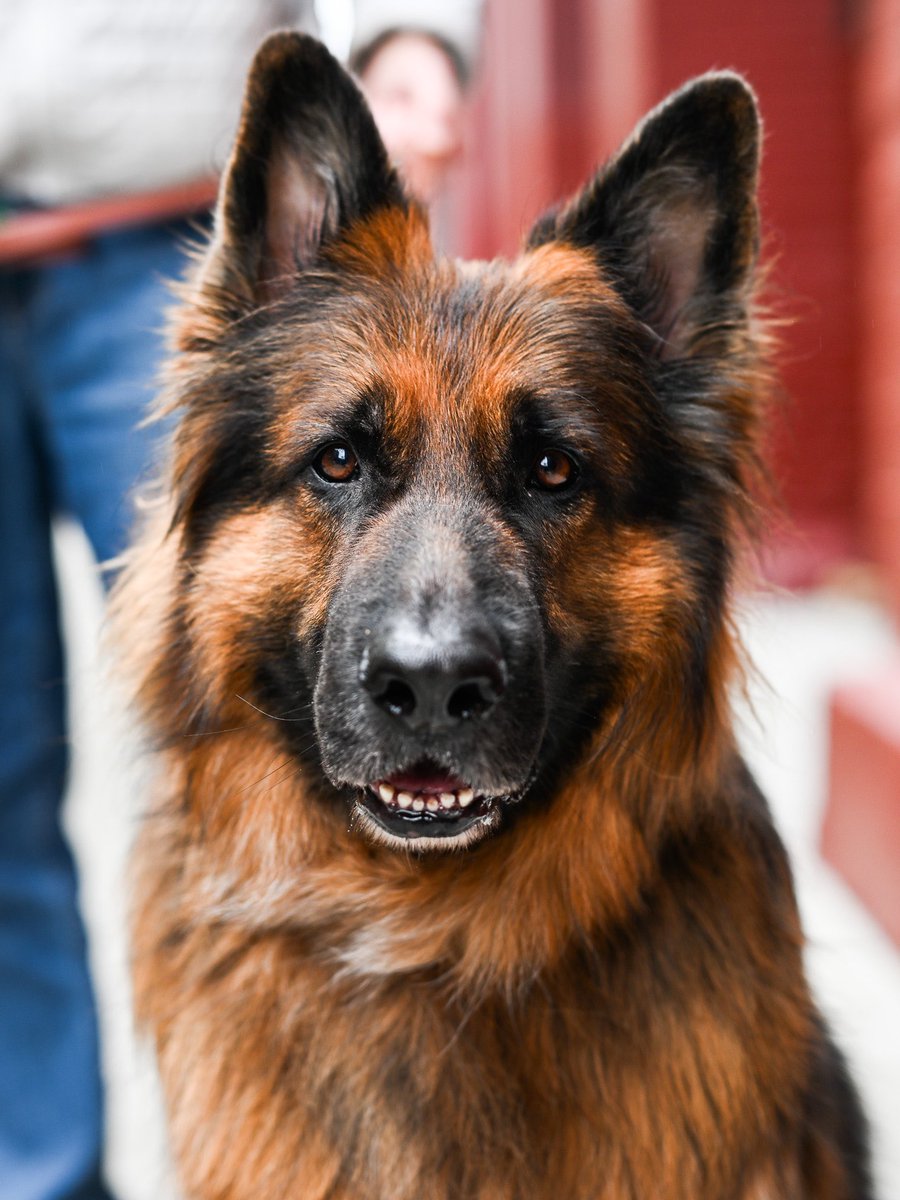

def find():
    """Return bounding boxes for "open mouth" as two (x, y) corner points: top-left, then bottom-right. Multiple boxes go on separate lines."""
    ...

(355, 767), (507, 848)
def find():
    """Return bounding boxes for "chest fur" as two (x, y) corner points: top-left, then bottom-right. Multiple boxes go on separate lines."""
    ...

(146, 909), (809, 1200)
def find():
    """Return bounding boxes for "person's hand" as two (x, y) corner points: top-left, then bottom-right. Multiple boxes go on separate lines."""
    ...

(358, 33), (465, 204)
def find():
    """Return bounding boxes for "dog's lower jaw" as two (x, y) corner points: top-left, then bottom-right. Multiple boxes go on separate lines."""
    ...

(353, 790), (505, 853)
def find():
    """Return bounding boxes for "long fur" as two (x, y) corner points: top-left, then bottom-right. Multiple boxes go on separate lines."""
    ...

(113, 34), (873, 1200)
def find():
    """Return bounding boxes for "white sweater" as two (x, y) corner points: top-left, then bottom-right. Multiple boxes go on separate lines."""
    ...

(0, 0), (481, 205)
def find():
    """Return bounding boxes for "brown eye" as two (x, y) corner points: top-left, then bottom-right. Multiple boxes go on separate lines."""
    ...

(315, 442), (358, 483)
(531, 449), (577, 491)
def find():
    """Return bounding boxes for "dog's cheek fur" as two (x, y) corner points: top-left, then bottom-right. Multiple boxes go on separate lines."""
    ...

(181, 505), (327, 702)
(117, 495), (353, 880)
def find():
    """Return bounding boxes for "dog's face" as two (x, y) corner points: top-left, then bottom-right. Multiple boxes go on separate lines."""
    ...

(165, 36), (761, 854)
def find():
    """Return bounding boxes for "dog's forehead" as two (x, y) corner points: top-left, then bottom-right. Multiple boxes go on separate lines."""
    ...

(268, 241), (632, 455)
(381, 243), (626, 434)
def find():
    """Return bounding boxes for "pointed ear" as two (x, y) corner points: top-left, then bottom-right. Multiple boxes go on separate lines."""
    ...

(529, 72), (761, 358)
(201, 32), (407, 313)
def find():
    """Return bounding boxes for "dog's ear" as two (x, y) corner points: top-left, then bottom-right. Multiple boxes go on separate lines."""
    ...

(201, 32), (406, 312)
(529, 73), (760, 358)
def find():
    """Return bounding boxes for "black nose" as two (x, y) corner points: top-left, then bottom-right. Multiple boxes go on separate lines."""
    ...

(361, 620), (507, 731)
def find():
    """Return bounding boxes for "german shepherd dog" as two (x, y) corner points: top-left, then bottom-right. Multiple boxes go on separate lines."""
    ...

(116, 32), (873, 1200)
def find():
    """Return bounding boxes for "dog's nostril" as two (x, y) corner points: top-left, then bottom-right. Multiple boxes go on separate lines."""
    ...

(373, 677), (416, 718)
(362, 626), (507, 730)
(447, 679), (495, 721)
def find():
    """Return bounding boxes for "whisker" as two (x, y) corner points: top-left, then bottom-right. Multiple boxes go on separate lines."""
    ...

(237, 756), (298, 794)
(180, 699), (313, 740)
(182, 723), (257, 738)
(234, 694), (312, 722)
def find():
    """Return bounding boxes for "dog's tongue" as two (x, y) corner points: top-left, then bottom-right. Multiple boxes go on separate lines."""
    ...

(386, 769), (467, 795)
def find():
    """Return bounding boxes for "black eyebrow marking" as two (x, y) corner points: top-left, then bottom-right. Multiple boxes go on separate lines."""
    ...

(508, 387), (611, 454)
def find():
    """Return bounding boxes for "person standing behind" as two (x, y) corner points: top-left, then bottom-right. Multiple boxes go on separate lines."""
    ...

(0, 4), (480, 1198)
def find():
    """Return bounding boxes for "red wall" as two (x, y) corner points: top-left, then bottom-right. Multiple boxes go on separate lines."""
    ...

(857, 0), (900, 608)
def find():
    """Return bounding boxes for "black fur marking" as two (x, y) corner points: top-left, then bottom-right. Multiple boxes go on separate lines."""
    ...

(177, 385), (273, 554)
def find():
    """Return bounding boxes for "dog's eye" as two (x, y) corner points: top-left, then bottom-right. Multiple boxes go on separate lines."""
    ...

(314, 443), (359, 483)
(531, 449), (577, 491)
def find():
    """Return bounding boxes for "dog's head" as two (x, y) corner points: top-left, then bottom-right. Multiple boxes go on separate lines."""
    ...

(149, 35), (763, 854)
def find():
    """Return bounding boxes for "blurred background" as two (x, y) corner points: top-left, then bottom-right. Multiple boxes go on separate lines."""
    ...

(3, 0), (899, 1198)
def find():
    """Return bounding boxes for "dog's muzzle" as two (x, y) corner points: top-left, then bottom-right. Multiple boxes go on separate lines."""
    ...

(311, 497), (547, 850)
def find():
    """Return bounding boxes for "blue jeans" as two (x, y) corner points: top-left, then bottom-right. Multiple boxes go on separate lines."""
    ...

(0, 222), (189, 1200)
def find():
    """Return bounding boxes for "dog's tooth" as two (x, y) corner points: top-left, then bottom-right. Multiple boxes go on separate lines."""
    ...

(397, 791), (414, 809)
(458, 788), (474, 807)
(378, 783), (395, 804)
(411, 797), (425, 812)
(439, 792), (456, 809)
(426, 797), (440, 812)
